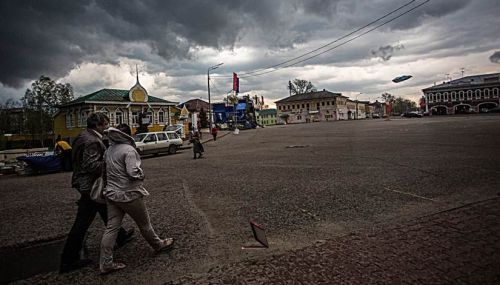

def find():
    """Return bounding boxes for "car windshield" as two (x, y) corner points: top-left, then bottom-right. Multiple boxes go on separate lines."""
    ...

(165, 125), (179, 131)
(134, 133), (148, 142)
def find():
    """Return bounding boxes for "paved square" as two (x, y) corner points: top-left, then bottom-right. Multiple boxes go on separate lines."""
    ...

(1, 114), (499, 284)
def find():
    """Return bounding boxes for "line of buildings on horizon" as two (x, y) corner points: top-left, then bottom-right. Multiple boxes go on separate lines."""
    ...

(1, 72), (499, 145)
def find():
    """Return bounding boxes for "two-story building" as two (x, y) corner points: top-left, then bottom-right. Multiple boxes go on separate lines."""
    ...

(256, 109), (277, 126)
(275, 89), (349, 123)
(54, 78), (178, 140)
(422, 73), (500, 115)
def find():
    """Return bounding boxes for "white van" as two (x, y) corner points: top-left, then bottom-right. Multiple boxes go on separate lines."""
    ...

(134, 131), (183, 155)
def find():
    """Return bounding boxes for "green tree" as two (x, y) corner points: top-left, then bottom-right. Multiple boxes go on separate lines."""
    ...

(199, 108), (208, 128)
(289, 79), (317, 95)
(381, 92), (395, 103)
(23, 75), (74, 146)
(0, 98), (22, 135)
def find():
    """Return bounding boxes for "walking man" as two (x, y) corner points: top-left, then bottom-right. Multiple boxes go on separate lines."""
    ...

(211, 125), (218, 141)
(60, 112), (134, 273)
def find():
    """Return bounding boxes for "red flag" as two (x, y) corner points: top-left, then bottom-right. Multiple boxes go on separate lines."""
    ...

(233, 73), (239, 93)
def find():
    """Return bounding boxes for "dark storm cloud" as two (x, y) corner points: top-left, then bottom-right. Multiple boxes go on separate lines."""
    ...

(490, 51), (500, 64)
(371, 43), (404, 61)
(0, 0), (286, 87)
(0, 0), (495, 92)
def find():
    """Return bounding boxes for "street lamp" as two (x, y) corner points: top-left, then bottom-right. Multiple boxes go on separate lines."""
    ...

(355, 92), (362, 119)
(207, 63), (224, 129)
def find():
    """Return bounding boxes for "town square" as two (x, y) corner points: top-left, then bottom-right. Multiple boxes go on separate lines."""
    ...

(1, 0), (500, 283)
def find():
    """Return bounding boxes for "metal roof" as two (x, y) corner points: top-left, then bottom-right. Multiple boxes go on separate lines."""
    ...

(275, 90), (345, 104)
(63, 89), (175, 106)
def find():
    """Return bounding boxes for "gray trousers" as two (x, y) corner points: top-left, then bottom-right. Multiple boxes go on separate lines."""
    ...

(100, 198), (162, 269)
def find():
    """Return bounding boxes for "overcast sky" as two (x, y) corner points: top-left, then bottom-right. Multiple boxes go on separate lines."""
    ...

(1, 0), (499, 107)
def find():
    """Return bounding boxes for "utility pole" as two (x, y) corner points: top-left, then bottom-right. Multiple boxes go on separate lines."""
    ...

(207, 63), (223, 129)
(288, 81), (292, 96)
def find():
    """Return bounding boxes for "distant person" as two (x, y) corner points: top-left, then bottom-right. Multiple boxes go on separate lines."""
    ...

(60, 112), (134, 273)
(211, 125), (218, 141)
(100, 124), (175, 274)
(189, 129), (204, 159)
(55, 135), (72, 171)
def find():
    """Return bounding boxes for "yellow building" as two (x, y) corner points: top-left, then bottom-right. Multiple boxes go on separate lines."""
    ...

(275, 89), (349, 123)
(54, 79), (178, 140)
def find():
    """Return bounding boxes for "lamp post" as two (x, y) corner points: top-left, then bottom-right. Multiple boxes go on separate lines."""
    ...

(207, 63), (224, 129)
(355, 92), (362, 119)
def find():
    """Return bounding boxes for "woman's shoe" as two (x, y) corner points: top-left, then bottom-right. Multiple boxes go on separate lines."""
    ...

(100, 262), (126, 275)
(155, 238), (175, 253)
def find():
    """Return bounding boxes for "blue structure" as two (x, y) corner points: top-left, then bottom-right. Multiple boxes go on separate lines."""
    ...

(213, 98), (257, 129)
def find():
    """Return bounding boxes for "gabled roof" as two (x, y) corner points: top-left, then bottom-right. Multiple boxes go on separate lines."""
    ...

(275, 90), (344, 103)
(423, 72), (500, 92)
(63, 89), (175, 106)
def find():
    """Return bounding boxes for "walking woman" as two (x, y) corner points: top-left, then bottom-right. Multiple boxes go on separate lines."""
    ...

(99, 124), (174, 274)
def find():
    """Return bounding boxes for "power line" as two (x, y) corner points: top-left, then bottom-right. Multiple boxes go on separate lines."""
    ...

(239, 0), (431, 78)
(212, 0), (430, 79)
(239, 0), (418, 77)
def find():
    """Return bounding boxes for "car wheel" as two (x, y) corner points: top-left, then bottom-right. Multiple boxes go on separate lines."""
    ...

(168, 145), (177, 155)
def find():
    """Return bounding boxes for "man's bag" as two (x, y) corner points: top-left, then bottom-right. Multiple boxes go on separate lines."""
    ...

(90, 176), (106, 204)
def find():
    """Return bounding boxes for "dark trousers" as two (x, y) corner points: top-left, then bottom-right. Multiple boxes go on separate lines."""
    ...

(61, 150), (72, 171)
(60, 192), (127, 264)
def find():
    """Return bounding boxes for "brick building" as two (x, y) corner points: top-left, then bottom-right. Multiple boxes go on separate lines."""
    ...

(422, 73), (500, 115)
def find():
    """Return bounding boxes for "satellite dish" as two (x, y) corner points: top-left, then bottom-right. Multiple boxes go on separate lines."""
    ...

(392, 75), (412, 83)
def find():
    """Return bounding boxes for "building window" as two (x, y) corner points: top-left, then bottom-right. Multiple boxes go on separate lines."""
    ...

(306, 103), (310, 109)
(79, 111), (88, 127)
(327, 101), (330, 105)
(297, 115), (302, 120)
(115, 111), (123, 125)
(159, 111), (165, 124)
(66, 111), (74, 128)
(302, 104), (305, 108)
(493, 88), (499, 98)
(321, 102), (325, 106)
(146, 110), (153, 125)
(132, 112), (139, 126)
(459, 91), (464, 100)
(484, 89), (490, 99)
(444, 92), (449, 101)
(475, 90), (481, 99)
(451, 92), (456, 101)
(467, 90), (472, 100)
(436, 93), (441, 102)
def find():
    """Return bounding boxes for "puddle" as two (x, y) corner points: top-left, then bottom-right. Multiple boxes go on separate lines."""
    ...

(0, 239), (65, 283)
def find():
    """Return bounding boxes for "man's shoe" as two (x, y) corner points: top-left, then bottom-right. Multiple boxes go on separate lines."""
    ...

(115, 228), (135, 249)
(59, 258), (93, 273)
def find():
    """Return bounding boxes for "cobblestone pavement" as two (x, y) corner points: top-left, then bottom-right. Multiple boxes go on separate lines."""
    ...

(170, 197), (500, 284)
(2, 115), (500, 284)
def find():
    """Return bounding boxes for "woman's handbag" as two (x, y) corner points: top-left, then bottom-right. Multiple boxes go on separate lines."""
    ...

(90, 176), (106, 204)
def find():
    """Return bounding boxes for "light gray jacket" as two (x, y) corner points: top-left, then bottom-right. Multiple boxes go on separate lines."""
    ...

(103, 127), (149, 202)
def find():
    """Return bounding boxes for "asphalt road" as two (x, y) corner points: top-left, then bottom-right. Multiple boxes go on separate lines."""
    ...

(1, 114), (499, 284)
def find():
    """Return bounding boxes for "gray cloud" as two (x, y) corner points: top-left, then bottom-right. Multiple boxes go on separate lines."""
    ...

(0, 0), (499, 106)
(490, 51), (500, 64)
(371, 43), (405, 61)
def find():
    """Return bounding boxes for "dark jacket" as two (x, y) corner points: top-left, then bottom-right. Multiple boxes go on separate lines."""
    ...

(71, 129), (106, 193)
